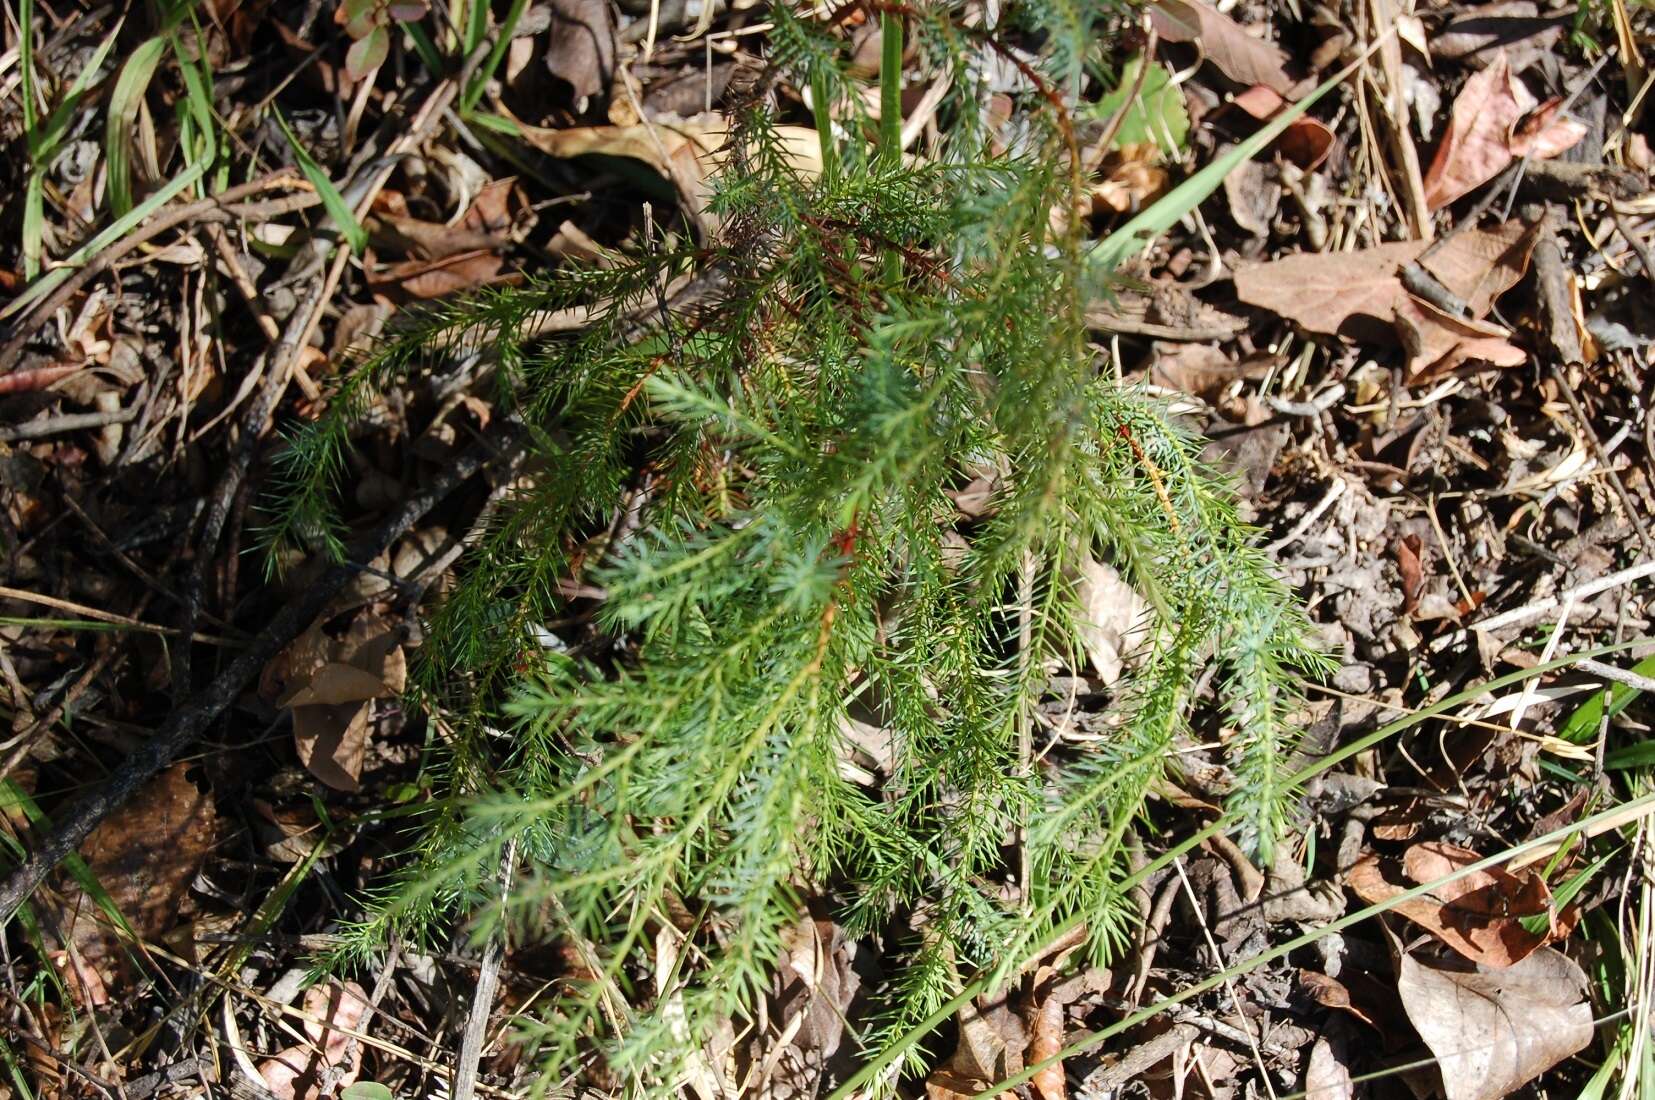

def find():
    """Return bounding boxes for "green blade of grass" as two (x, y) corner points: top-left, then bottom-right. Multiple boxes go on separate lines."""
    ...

(105, 36), (169, 216)
(1605, 741), (1655, 770)
(19, 18), (123, 278)
(29, 21), (123, 161)
(18, 0), (37, 136)
(1090, 29), (1390, 277)
(406, 21), (444, 78)
(460, 0), (530, 112)
(21, 174), (45, 281)
(0, 158), (208, 320)
(1561, 653), (1655, 742)
(272, 109), (368, 255)
(878, 9), (903, 166)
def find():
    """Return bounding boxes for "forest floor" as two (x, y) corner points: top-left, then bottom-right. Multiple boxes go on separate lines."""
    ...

(1, 2), (1653, 1100)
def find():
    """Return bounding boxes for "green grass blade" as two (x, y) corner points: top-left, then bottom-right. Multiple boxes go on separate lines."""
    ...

(1605, 741), (1655, 770)
(461, 0), (529, 112)
(21, 174), (45, 280)
(1090, 32), (1388, 277)
(18, 0), (37, 136)
(0, 157), (208, 320)
(463, 0), (490, 54)
(30, 21), (123, 160)
(1561, 653), (1655, 743)
(106, 37), (169, 215)
(879, 10), (903, 166)
(406, 21), (444, 78)
(273, 109), (369, 255)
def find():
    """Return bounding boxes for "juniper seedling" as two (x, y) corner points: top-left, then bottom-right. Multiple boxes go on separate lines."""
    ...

(268, 1), (1332, 1091)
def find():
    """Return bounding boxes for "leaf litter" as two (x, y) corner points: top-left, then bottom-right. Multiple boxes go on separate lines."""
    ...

(1, 1), (1652, 1099)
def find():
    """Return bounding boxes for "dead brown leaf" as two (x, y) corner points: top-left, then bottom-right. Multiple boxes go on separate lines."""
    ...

(1421, 50), (1585, 209)
(1071, 555), (1150, 685)
(1433, 3), (1568, 70)
(258, 980), (371, 1100)
(1395, 534), (1425, 614)
(1235, 241), (1424, 341)
(1397, 947), (1591, 1100)
(926, 994), (1026, 1100)
(926, 1069), (993, 1100)
(1508, 96), (1589, 158)
(1415, 219), (1539, 319)
(544, 0), (616, 110)
(1223, 158), (1280, 236)
(370, 249), (512, 300)
(273, 613), (406, 792)
(1089, 143), (1171, 213)
(1226, 85), (1336, 170)
(1346, 843), (1555, 967)
(1392, 294), (1527, 381)
(1026, 967), (1067, 1100)
(1234, 221), (1535, 342)
(1150, 0), (1295, 94)
(506, 115), (821, 234)
(1303, 1032), (1354, 1100)
(1297, 971), (1378, 1029)
(748, 918), (862, 1098)
(54, 763), (221, 989)
(1150, 342), (1273, 401)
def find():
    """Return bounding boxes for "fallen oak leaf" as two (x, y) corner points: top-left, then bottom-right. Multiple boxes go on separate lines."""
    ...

(1234, 220), (1535, 341)
(1408, 218), (1540, 319)
(543, 0), (616, 110)
(258, 980), (371, 1100)
(1403, 842), (1576, 939)
(1226, 84), (1336, 170)
(368, 248), (513, 301)
(1508, 96), (1589, 159)
(1395, 534), (1425, 615)
(1397, 947), (1591, 1100)
(1235, 241), (1423, 342)
(273, 613), (407, 792)
(51, 763), (221, 996)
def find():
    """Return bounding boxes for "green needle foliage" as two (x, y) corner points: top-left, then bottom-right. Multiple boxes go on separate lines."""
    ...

(267, 0), (1331, 1091)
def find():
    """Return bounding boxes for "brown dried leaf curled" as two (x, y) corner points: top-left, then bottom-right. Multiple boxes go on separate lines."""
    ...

(544, 0), (617, 109)
(1393, 294), (1526, 382)
(1346, 842), (1553, 967)
(1233, 221), (1536, 345)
